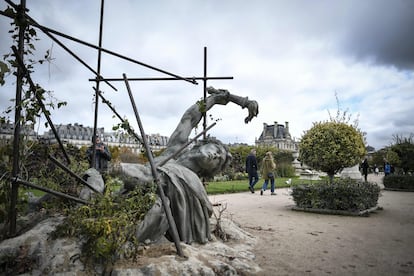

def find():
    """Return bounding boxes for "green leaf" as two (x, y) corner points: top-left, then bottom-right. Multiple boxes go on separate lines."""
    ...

(28, 28), (37, 37)
(57, 101), (67, 108)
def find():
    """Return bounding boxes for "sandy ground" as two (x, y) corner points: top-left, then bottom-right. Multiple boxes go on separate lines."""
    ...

(208, 174), (414, 276)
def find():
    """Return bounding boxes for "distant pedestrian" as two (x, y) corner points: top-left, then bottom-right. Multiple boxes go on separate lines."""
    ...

(260, 151), (277, 195)
(86, 135), (112, 174)
(361, 158), (369, 182)
(246, 149), (259, 193)
(374, 165), (379, 175)
(384, 162), (391, 176)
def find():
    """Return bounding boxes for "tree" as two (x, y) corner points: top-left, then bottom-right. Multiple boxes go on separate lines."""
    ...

(385, 149), (401, 168)
(371, 148), (386, 169)
(390, 134), (414, 174)
(299, 121), (366, 182)
(229, 145), (252, 173)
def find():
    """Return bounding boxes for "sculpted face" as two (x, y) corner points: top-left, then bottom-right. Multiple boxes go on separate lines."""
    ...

(196, 143), (228, 170)
(177, 141), (232, 178)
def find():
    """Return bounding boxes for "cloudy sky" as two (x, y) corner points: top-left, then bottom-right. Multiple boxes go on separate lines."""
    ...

(1, 0), (413, 150)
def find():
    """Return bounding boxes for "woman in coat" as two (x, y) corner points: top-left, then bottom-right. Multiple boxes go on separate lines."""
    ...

(260, 151), (277, 196)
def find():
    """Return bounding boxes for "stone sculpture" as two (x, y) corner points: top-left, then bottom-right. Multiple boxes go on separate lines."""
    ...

(121, 86), (258, 244)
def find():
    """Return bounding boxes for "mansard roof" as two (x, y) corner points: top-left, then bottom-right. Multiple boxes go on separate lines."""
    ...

(258, 122), (291, 141)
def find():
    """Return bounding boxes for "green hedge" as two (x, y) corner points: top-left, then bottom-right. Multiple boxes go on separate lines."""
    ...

(276, 163), (296, 178)
(383, 175), (414, 190)
(291, 178), (381, 212)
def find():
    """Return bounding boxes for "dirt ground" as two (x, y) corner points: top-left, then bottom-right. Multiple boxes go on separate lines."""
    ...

(208, 174), (414, 275)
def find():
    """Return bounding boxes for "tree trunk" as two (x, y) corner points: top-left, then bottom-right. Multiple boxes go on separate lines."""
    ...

(328, 173), (334, 184)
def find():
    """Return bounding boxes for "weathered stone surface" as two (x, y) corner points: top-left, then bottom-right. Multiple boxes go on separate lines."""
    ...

(79, 168), (105, 200)
(111, 218), (260, 275)
(340, 164), (362, 180)
(0, 217), (261, 275)
(0, 216), (85, 275)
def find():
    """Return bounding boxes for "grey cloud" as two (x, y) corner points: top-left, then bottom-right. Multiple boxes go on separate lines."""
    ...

(392, 109), (414, 129)
(339, 0), (414, 70)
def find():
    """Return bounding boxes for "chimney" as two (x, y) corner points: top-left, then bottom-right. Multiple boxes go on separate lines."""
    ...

(285, 121), (291, 138)
(274, 121), (278, 138)
(263, 123), (267, 137)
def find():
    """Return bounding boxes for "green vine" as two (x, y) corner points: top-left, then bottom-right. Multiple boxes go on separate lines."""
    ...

(196, 99), (206, 113)
(112, 118), (133, 137)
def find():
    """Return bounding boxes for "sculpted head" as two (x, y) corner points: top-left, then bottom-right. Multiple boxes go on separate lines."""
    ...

(177, 137), (232, 178)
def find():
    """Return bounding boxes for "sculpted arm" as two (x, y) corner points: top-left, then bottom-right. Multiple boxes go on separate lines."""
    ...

(163, 87), (258, 156)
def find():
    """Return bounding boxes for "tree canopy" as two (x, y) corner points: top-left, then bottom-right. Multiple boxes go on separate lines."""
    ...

(299, 121), (366, 181)
(390, 134), (414, 173)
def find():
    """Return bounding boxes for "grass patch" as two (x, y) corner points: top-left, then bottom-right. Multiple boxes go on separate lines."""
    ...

(23, 188), (46, 197)
(205, 177), (322, 195)
(25, 177), (323, 197)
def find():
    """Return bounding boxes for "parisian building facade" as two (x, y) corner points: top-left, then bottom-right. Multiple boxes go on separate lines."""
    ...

(255, 121), (299, 152)
(0, 122), (168, 153)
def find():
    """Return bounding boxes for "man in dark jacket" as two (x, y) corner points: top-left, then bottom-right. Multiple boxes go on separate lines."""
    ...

(246, 149), (259, 193)
(86, 135), (111, 174)
(361, 157), (369, 182)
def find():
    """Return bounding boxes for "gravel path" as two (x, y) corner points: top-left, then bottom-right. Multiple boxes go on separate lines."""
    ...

(209, 174), (414, 275)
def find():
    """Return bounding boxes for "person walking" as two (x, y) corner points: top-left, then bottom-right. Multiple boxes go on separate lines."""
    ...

(246, 149), (259, 193)
(361, 157), (369, 182)
(384, 162), (391, 176)
(260, 151), (277, 195)
(374, 164), (379, 175)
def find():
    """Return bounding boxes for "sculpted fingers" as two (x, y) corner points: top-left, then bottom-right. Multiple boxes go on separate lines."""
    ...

(245, 100), (259, 123)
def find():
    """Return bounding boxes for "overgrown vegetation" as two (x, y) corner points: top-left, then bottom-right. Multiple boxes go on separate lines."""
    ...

(1, 3), (69, 233)
(291, 178), (381, 212)
(0, 141), (89, 226)
(52, 177), (156, 264)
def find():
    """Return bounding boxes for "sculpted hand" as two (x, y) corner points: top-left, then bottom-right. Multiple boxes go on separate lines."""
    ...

(244, 100), (259, 123)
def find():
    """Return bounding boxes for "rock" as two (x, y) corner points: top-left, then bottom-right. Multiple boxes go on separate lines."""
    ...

(111, 218), (261, 275)
(79, 168), (105, 200)
(0, 216), (85, 275)
(0, 217), (262, 275)
(340, 164), (362, 180)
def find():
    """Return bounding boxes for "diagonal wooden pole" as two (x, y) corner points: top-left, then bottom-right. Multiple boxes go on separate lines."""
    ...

(91, 0), (106, 169)
(14, 177), (90, 205)
(203, 46), (207, 139)
(122, 74), (184, 257)
(93, 87), (143, 144)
